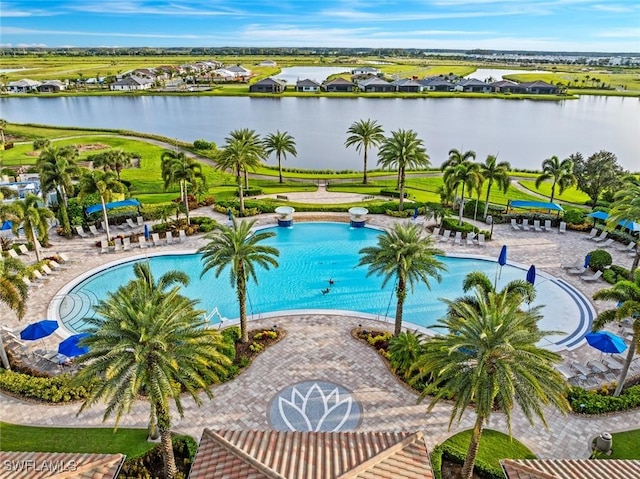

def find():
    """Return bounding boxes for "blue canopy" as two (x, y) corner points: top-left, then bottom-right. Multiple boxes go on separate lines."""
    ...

(587, 211), (640, 232)
(20, 320), (58, 341)
(0, 221), (11, 231)
(85, 199), (141, 215)
(509, 200), (564, 212)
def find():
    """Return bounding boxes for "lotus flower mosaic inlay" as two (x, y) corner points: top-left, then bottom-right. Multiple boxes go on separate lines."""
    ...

(268, 381), (362, 432)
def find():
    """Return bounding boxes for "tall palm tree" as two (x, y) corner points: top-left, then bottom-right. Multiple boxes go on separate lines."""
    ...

(1, 194), (54, 262)
(0, 256), (28, 369)
(480, 155), (511, 220)
(199, 219), (279, 343)
(345, 119), (385, 184)
(0, 119), (6, 145)
(358, 223), (446, 336)
(89, 149), (133, 180)
(263, 130), (297, 184)
(443, 160), (482, 225)
(216, 133), (264, 216)
(74, 264), (231, 479)
(78, 169), (126, 242)
(37, 145), (79, 237)
(441, 148), (476, 198)
(160, 150), (206, 225)
(454, 270), (536, 311)
(413, 292), (569, 479)
(226, 128), (265, 190)
(535, 155), (576, 204)
(377, 129), (431, 211)
(592, 271), (640, 397)
(607, 175), (640, 275)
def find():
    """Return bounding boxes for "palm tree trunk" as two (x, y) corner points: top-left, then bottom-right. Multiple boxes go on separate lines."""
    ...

(100, 195), (111, 242)
(394, 276), (406, 336)
(460, 414), (485, 479)
(182, 180), (190, 225)
(30, 225), (42, 262)
(363, 148), (368, 185)
(0, 338), (11, 370)
(614, 333), (636, 397)
(473, 191), (480, 221)
(483, 180), (493, 220)
(278, 153), (283, 184)
(550, 181), (556, 204)
(244, 169), (249, 190)
(148, 403), (159, 440)
(237, 264), (248, 343)
(57, 188), (71, 237)
(157, 404), (178, 479)
(398, 167), (406, 211)
(458, 184), (466, 226)
(630, 246), (639, 277)
(237, 173), (245, 216)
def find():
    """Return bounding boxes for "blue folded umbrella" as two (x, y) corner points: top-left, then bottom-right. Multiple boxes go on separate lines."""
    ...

(526, 265), (536, 285)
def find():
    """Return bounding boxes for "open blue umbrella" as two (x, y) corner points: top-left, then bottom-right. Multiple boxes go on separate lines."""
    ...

(58, 333), (90, 358)
(585, 331), (627, 354)
(20, 320), (58, 341)
(584, 253), (591, 269)
(526, 265), (536, 285)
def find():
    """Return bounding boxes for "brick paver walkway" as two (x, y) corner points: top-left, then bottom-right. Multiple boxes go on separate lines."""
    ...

(1, 203), (638, 459)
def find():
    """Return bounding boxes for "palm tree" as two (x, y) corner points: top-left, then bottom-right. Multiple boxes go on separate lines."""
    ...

(160, 150), (206, 225)
(592, 270), (640, 397)
(607, 176), (640, 275)
(443, 160), (482, 225)
(535, 155), (576, 204)
(358, 223), (446, 336)
(263, 130), (297, 184)
(441, 148), (476, 198)
(0, 256), (28, 369)
(199, 218), (279, 343)
(377, 129), (431, 211)
(413, 292), (569, 479)
(345, 119), (385, 184)
(37, 145), (79, 237)
(480, 155), (511, 220)
(226, 128), (265, 190)
(89, 149), (133, 180)
(78, 169), (125, 242)
(217, 132), (264, 216)
(1, 194), (54, 262)
(454, 270), (536, 310)
(0, 119), (6, 145)
(74, 264), (231, 479)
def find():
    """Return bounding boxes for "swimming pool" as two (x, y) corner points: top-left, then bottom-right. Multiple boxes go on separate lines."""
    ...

(51, 222), (593, 350)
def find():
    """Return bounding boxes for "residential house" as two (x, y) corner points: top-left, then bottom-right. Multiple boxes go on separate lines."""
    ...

(501, 458), (640, 479)
(37, 80), (66, 93)
(0, 452), (125, 479)
(521, 80), (559, 94)
(295, 78), (321, 92)
(391, 78), (423, 93)
(358, 77), (394, 93)
(351, 66), (381, 76)
(212, 68), (237, 82)
(109, 76), (154, 91)
(490, 80), (524, 93)
(226, 65), (252, 80)
(7, 79), (40, 93)
(419, 77), (454, 92)
(132, 68), (157, 79)
(455, 78), (493, 93)
(249, 77), (287, 93)
(323, 77), (356, 92)
(259, 60), (277, 67)
(189, 429), (434, 479)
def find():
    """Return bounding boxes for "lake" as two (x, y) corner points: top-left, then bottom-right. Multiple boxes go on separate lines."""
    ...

(465, 68), (552, 81)
(274, 66), (351, 85)
(1, 95), (638, 171)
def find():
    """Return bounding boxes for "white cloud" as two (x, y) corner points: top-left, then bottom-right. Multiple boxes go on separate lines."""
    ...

(0, 1), (59, 16)
(594, 27), (640, 39)
(591, 4), (636, 13)
(0, 27), (223, 40)
(69, 1), (250, 16)
(319, 7), (534, 22)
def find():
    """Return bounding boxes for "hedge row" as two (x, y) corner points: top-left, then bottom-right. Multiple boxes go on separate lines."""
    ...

(568, 385), (640, 415)
(0, 370), (99, 402)
(430, 443), (504, 479)
(121, 435), (197, 479)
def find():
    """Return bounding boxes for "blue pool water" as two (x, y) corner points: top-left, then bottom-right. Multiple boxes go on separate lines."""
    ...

(54, 223), (592, 349)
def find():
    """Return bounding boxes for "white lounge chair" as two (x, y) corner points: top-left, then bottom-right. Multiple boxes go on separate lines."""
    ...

(559, 221), (567, 234)
(138, 236), (149, 249)
(561, 259), (582, 270)
(525, 219), (535, 231)
(75, 225), (89, 239)
(122, 237), (131, 251)
(580, 270), (603, 282)
(136, 216), (144, 227)
(438, 230), (451, 242)
(18, 244), (30, 255)
(600, 238), (614, 248)
(126, 218), (138, 230)
(89, 225), (100, 236)
(22, 276), (43, 289)
(58, 252), (72, 263)
(466, 232), (476, 246)
(151, 233), (163, 247)
(99, 240), (109, 254)
(591, 231), (608, 242)
(567, 266), (588, 275)
(32, 269), (50, 283)
(40, 264), (58, 276)
(6, 248), (20, 259)
(584, 228), (598, 240)
(510, 219), (521, 231)
(476, 233), (486, 247)
(113, 238), (123, 252)
(178, 230), (187, 242)
(616, 241), (635, 252)
(166, 232), (174, 245)
(533, 220), (543, 232)
(453, 231), (462, 245)
(543, 219), (552, 232)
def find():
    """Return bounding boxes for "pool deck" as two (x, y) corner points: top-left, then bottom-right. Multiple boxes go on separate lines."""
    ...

(2, 201), (639, 460)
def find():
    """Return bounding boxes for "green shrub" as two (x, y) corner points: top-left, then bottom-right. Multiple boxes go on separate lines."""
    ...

(442, 217), (478, 234)
(388, 331), (425, 379)
(193, 139), (213, 150)
(0, 370), (98, 403)
(221, 326), (241, 343)
(563, 208), (586, 225)
(249, 342), (263, 353)
(189, 216), (217, 233)
(430, 445), (443, 479)
(568, 385), (640, 414)
(120, 434), (196, 479)
(588, 249), (613, 272)
(380, 189), (409, 198)
(366, 332), (393, 348)
(603, 269), (617, 284)
(237, 187), (263, 197)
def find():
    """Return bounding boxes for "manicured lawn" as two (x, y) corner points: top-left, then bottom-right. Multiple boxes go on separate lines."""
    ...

(518, 180), (590, 205)
(0, 422), (155, 458)
(606, 429), (640, 459)
(442, 429), (536, 470)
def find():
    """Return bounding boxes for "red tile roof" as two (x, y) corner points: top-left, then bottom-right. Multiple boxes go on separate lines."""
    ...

(0, 451), (125, 479)
(502, 459), (640, 479)
(189, 429), (434, 479)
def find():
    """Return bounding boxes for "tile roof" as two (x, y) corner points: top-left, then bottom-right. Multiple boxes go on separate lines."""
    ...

(324, 78), (355, 86)
(0, 451), (125, 479)
(189, 429), (433, 479)
(296, 79), (321, 87)
(502, 459), (640, 479)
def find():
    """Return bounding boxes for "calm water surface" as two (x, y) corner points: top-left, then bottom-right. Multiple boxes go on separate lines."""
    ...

(275, 66), (350, 84)
(2, 95), (638, 170)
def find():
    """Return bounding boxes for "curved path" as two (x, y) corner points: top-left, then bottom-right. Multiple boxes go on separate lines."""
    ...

(2, 314), (639, 459)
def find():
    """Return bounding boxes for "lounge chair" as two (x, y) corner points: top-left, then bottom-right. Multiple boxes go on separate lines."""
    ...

(543, 219), (552, 232)
(559, 221), (567, 234)
(75, 225), (89, 239)
(49, 260), (68, 271)
(151, 233), (163, 247)
(584, 228), (598, 240)
(510, 219), (521, 231)
(136, 216), (144, 227)
(525, 219), (535, 231)
(99, 240), (109, 254)
(126, 218), (138, 230)
(476, 233), (486, 247)
(438, 230), (451, 242)
(600, 238), (614, 248)
(6, 248), (20, 259)
(88, 225), (100, 236)
(466, 232), (476, 246)
(580, 270), (603, 282)
(32, 269), (50, 283)
(533, 220), (543, 232)
(18, 244), (30, 255)
(453, 231), (462, 245)
(138, 236), (149, 249)
(567, 266), (588, 275)
(591, 231), (608, 242)
(40, 264), (57, 276)
(616, 241), (635, 252)
(113, 238), (123, 252)
(561, 259), (582, 270)
(122, 237), (131, 251)
(58, 252), (71, 263)
(178, 230), (187, 242)
(22, 276), (43, 289)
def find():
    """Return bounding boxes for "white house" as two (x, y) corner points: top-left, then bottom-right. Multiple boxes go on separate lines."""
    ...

(109, 76), (154, 91)
(7, 79), (41, 93)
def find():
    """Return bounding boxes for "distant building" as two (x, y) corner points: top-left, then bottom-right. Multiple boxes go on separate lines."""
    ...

(295, 78), (321, 92)
(109, 76), (154, 91)
(391, 78), (423, 93)
(259, 60), (277, 67)
(7, 79), (40, 93)
(323, 77), (356, 92)
(351, 66), (381, 76)
(226, 65), (252, 80)
(419, 77), (454, 92)
(358, 77), (394, 93)
(37, 80), (66, 93)
(249, 77), (287, 93)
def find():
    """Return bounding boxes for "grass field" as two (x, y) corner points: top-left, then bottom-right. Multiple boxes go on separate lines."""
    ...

(518, 180), (590, 205)
(0, 422), (155, 458)
(508, 70), (640, 93)
(605, 429), (640, 459)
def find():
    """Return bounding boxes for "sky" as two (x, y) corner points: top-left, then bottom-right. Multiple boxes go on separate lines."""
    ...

(1, 0), (639, 53)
